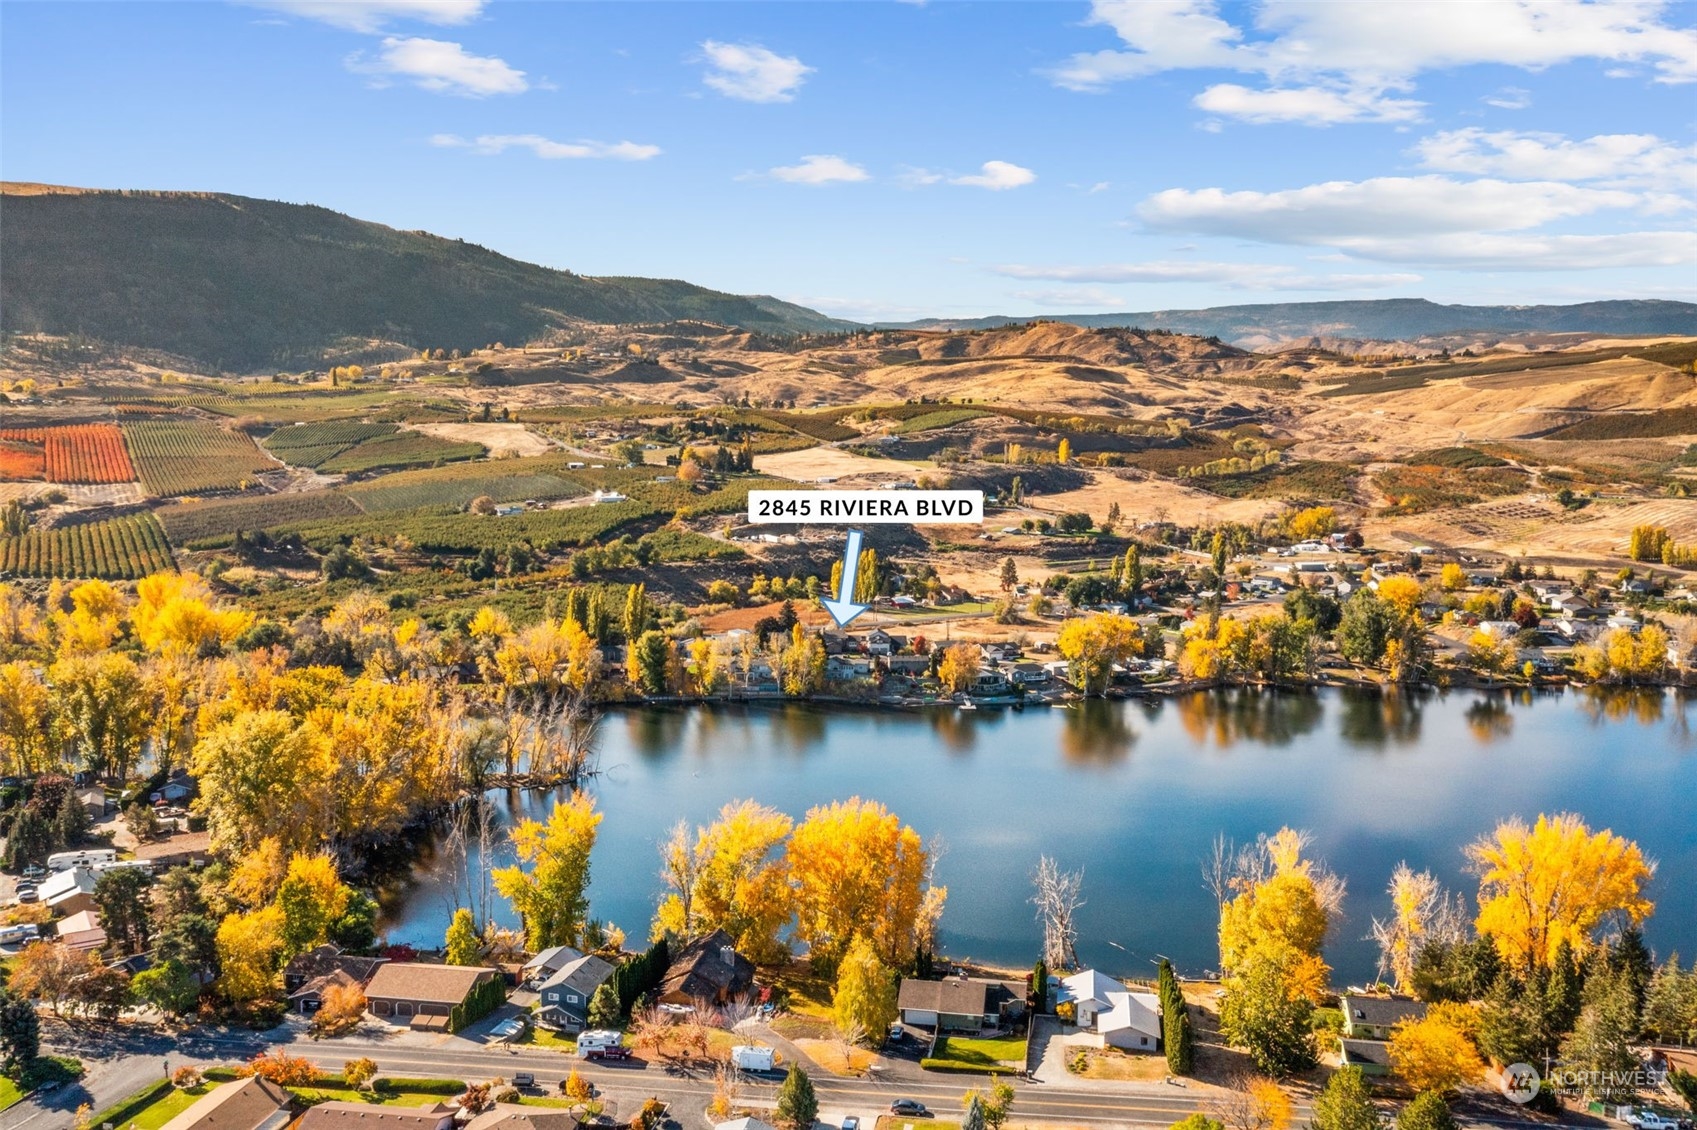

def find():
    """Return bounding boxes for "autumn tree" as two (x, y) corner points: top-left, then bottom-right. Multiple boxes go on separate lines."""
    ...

(1208, 1077), (1293, 1130)
(1466, 813), (1654, 973)
(9, 942), (93, 1016)
(495, 790), (602, 950)
(344, 1057), (379, 1090)
(1370, 864), (1464, 995)
(938, 643), (981, 694)
(192, 710), (329, 856)
(1056, 612), (1144, 695)
(1388, 1004), (1484, 1094)
(788, 797), (936, 975)
(655, 800), (793, 963)
(216, 905), (286, 1004)
(832, 935), (897, 1039)
(1000, 558), (1019, 592)
(1285, 507), (1336, 542)
(50, 651), (147, 781)
(445, 908), (482, 965)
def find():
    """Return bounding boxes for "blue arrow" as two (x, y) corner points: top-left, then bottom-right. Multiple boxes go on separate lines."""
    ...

(820, 528), (870, 628)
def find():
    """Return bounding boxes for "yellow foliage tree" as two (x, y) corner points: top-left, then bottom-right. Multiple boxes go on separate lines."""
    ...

(1467, 813), (1654, 972)
(788, 797), (933, 972)
(1057, 612), (1145, 695)
(1387, 1006), (1484, 1094)
(832, 934), (897, 1039)
(655, 799), (794, 963)
(937, 643), (980, 693)
(1439, 563), (1467, 592)
(133, 572), (252, 656)
(1286, 507), (1337, 542)
(192, 711), (331, 857)
(495, 790), (602, 950)
(1377, 576), (1426, 619)
(215, 904), (286, 1002)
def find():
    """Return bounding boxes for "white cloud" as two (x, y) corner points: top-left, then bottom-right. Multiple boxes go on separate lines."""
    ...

(349, 36), (526, 95)
(430, 133), (660, 161)
(995, 260), (1421, 290)
(1414, 129), (1697, 191)
(1193, 83), (1422, 125)
(1137, 175), (1639, 241)
(896, 166), (945, 188)
(1483, 85), (1532, 109)
(1050, 0), (1697, 124)
(1010, 286), (1129, 308)
(242, 0), (483, 33)
(700, 41), (812, 103)
(949, 161), (1036, 190)
(766, 155), (869, 185)
(1314, 231), (1697, 270)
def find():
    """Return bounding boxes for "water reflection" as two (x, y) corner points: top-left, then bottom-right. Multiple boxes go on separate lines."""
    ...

(1464, 695), (1514, 744)
(1174, 687), (1324, 748)
(1058, 699), (1136, 764)
(766, 703), (829, 752)
(625, 707), (690, 760)
(1579, 686), (1667, 726)
(926, 707), (983, 754)
(1337, 688), (1427, 749)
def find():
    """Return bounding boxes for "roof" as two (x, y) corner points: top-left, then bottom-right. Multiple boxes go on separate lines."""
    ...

(160, 1076), (292, 1130)
(538, 954), (614, 999)
(290, 967), (363, 1002)
(41, 867), (98, 901)
(465, 1106), (581, 1130)
(1098, 990), (1162, 1039)
(716, 1120), (779, 1130)
(1342, 994), (1427, 1028)
(897, 976), (1021, 1018)
(1339, 1038), (1393, 1067)
(1058, 969), (1127, 1008)
(285, 944), (387, 985)
(56, 909), (100, 933)
(658, 930), (755, 1001)
(364, 962), (496, 1005)
(296, 1102), (457, 1129)
(522, 944), (583, 973)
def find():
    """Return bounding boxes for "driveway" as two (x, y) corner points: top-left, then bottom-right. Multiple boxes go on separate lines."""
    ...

(1027, 1014), (1096, 1084)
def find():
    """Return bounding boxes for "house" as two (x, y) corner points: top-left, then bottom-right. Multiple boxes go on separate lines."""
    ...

(1096, 990), (1163, 1052)
(885, 655), (930, 676)
(74, 786), (108, 818)
(1008, 662), (1048, 687)
(521, 945), (584, 986)
(658, 929), (756, 1005)
(160, 1076), (292, 1130)
(1340, 994), (1426, 1040)
(536, 954), (615, 1031)
(465, 1107), (582, 1130)
(1056, 969), (1125, 1028)
(1477, 620), (1521, 639)
(364, 962), (502, 1029)
(1553, 594), (1593, 616)
(1338, 1037), (1393, 1076)
(284, 943), (387, 994)
(40, 867), (99, 917)
(54, 909), (106, 952)
(866, 630), (905, 657)
(297, 1101), (458, 1129)
(896, 975), (1025, 1033)
(825, 655), (872, 682)
(289, 967), (366, 1016)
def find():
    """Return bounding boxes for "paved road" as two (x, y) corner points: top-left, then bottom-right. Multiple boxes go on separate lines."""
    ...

(0, 1024), (1561, 1130)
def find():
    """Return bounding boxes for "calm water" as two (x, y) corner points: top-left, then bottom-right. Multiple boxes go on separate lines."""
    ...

(379, 688), (1697, 984)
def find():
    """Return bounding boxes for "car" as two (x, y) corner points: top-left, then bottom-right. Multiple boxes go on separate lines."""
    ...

(890, 1101), (930, 1117)
(1626, 1113), (1681, 1130)
(842, 1118), (860, 1130)
(513, 1073), (536, 1089)
(585, 1044), (631, 1061)
(14, 887), (37, 904)
(20, 865), (44, 881)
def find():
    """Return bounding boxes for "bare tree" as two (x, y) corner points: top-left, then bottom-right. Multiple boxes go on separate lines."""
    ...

(1031, 856), (1085, 972)
(658, 819), (702, 936)
(834, 1019), (868, 1070)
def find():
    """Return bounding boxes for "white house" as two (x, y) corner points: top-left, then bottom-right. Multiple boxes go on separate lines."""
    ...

(1096, 990), (1163, 1052)
(1056, 969), (1126, 1028)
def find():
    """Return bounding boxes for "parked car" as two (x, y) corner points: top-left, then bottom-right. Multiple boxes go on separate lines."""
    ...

(585, 1043), (631, 1061)
(513, 1073), (535, 1089)
(14, 885), (37, 904)
(842, 1118), (860, 1130)
(20, 865), (44, 881)
(890, 1101), (930, 1117)
(1626, 1113), (1681, 1130)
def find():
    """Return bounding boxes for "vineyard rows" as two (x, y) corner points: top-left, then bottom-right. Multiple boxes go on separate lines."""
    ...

(345, 472), (581, 514)
(157, 490), (363, 547)
(318, 431), (484, 474)
(122, 421), (277, 497)
(0, 513), (174, 579)
(262, 422), (397, 468)
(0, 425), (136, 483)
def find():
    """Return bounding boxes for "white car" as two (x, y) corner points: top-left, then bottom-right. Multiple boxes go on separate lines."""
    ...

(488, 1016), (529, 1041)
(1625, 1112), (1680, 1130)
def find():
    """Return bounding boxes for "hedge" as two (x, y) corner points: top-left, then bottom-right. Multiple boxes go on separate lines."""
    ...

(448, 976), (506, 1033)
(90, 1078), (173, 1128)
(918, 1058), (1005, 1074)
(373, 1077), (466, 1094)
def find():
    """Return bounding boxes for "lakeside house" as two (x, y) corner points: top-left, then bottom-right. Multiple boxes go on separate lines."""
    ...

(657, 929), (756, 1005)
(536, 954), (615, 1031)
(159, 1076), (291, 1130)
(1056, 969), (1164, 1051)
(364, 962), (503, 1030)
(521, 944), (585, 987)
(896, 974), (1025, 1033)
(1339, 1037), (1394, 1076)
(1341, 993), (1426, 1039)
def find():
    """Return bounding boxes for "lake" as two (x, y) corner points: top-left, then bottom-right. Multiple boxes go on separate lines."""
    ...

(378, 687), (1697, 984)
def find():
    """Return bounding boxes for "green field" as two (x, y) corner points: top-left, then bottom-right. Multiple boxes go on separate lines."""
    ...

(123, 420), (276, 496)
(284, 499), (658, 554)
(0, 513), (174, 578)
(893, 409), (990, 434)
(319, 430), (485, 474)
(346, 471), (583, 514)
(262, 421), (398, 467)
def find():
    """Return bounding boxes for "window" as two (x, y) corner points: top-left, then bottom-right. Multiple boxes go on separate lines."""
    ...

(546, 992), (558, 1002)
(1353, 1009), (1364, 1019)
(567, 994), (579, 1004)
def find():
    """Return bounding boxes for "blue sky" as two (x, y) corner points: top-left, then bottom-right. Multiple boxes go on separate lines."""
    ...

(3, 1), (1694, 321)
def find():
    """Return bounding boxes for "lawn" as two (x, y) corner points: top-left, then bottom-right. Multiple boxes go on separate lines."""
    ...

(1070, 1046), (1170, 1081)
(876, 1117), (961, 1130)
(0, 1076), (22, 1112)
(290, 1084), (465, 1107)
(922, 1034), (1026, 1074)
(792, 1037), (873, 1077)
(91, 1081), (202, 1130)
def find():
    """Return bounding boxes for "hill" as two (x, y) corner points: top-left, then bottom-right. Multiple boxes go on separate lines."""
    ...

(0, 184), (857, 370)
(884, 298), (1697, 348)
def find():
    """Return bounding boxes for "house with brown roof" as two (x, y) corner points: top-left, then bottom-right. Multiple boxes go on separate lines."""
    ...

(296, 1101), (457, 1130)
(364, 962), (503, 1031)
(657, 929), (755, 1005)
(283, 943), (387, 1013)
(896, 974), (1026, 1033)
(465, 1106), (582, 1130)
(159, 1075), (291, 1130)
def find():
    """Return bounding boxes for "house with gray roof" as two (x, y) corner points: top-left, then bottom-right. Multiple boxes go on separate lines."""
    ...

(1340, 993), (1426, 1040)
(536, 954), (615, 1031)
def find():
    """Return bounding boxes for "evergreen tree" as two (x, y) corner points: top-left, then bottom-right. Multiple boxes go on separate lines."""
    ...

(93, 867), (153, 956)
(588, 980), (621, 1028)
(1157, 959), (1193, 1075)
(1397, 1093), (1457, 1130)
(776, 1065), (818, 1130)
(962, 1097), (986, 1130)
(1311, 1065), (1381, 1130)
(54, 791), (91, 846)
(1560, 966), (1641, 1101)
(1643, 956), (1697, 1044)
(1032, 960), (1048, 1014)
(1543, 941), (1583, 1036)
(1609, 926), (1654, 1025)
(0, 991), (38, 1074)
